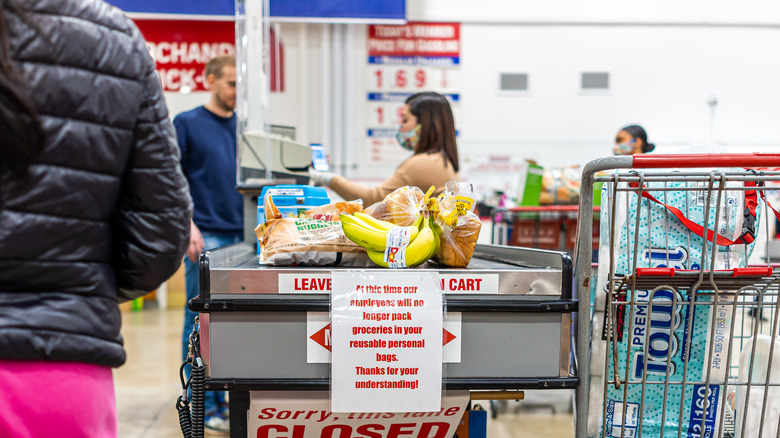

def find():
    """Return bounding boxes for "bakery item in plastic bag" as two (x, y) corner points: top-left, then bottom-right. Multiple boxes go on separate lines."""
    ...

(364, 186), (425, 226)
(433, 181), (482, 267)
(436, 213), (481, 267)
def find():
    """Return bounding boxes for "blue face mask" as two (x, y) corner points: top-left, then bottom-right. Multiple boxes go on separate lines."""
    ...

(396, 124), (421, 151)
(613, 139), (636, 155)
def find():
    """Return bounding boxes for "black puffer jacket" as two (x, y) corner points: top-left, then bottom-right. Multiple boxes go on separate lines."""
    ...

(0, 0), (192, 367)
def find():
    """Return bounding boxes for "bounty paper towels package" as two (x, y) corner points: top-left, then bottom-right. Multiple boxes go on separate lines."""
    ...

(597, 175), (760, 438)
(614, 179), (753, 274)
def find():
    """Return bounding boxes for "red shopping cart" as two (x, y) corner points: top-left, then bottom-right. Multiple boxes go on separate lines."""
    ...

(574, 153), (780, 438)
(492, 205), (600, 254)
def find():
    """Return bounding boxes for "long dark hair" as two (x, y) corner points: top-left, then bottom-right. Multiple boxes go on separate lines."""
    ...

(621, 124), (655, 153)
(0, 0), (44, 179)
(406, 92), (459, 172)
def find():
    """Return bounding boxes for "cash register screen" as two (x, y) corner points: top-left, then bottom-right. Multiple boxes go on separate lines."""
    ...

(310, 144), (329, 172)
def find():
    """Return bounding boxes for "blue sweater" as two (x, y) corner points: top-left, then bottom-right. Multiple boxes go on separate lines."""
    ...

(173, 106), (243, 233)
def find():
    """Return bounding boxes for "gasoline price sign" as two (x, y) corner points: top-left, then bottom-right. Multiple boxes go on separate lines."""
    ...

(365, 22), (461, 165)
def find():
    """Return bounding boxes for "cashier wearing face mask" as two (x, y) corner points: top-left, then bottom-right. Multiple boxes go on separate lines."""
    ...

(613, 124), (655, 155)
(309, 91), (459, 205)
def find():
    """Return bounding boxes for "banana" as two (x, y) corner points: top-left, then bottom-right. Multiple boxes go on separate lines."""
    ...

(340, 215), (389, 252)
(409, 217), (439, 268)
(430, 216), (443, 256)
(411, 213), (424, 231)
(366, 249), (390, 267)
(353, 212), (397, 232)
(341, 213), (420, 252)
(367, 216), (437, 268)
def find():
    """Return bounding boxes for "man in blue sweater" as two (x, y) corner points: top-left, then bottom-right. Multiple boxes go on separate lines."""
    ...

(174, 55), (243, 435)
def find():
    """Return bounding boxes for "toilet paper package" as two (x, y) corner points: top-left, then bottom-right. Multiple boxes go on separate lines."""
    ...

(601, 290), (733, 438)
(597, 176), (758, 437)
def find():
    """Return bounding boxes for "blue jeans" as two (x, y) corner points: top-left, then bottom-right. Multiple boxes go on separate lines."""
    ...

(182, 232), (243, 417)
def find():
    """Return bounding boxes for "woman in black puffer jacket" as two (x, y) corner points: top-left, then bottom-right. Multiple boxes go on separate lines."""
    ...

(0, 0), (191, 435)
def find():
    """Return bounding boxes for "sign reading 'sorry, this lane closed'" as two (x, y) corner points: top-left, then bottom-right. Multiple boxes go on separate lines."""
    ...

(331, 272), (442, 413)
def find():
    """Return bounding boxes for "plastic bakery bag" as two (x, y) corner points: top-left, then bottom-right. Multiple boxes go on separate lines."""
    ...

(364, 186), (425, 226)
(433, 181), (482, 267)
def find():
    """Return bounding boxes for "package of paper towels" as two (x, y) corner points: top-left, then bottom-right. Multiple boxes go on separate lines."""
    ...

(596, 175), (759, 437)
(601, 291), (733, 437)
(609, 178), (757, 273)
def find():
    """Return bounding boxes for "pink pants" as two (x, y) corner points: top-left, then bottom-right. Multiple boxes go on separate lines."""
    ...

(0, 359), (117, 438)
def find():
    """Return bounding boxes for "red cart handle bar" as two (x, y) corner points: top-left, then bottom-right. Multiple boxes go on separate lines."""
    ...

(636, 267), (774, 278)
(632, 153), (780, 169)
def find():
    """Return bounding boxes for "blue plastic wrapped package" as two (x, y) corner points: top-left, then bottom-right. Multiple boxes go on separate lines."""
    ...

(597, 176), (760, 437)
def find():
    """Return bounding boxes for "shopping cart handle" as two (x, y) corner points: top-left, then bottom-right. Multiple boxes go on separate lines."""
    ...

(632, 153), (780, 168)
(636, 268), (675, 277)
(732, 267), (774, 277)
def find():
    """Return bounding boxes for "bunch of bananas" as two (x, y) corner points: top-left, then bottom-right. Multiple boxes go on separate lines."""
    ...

(340, 212), (440, 268)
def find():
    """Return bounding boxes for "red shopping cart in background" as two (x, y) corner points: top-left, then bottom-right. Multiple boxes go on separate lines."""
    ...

(492, 205), (600, 253)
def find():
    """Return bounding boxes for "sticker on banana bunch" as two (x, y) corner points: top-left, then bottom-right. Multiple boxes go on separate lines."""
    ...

(384, 226), (414, 268)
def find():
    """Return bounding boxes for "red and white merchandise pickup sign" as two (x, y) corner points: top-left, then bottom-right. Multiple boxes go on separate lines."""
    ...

(307, 312), (462, 364)
(279, 273), (498, 294)
(248, 390), (469, 438)
(331, 272), (442, 413)
(134, 20), (235, 93)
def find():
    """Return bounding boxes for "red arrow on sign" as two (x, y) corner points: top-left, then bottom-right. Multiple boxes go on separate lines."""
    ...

(310, 324), (457, 350)
(443, 328), (456, 346)
(310, 324), (332, 352)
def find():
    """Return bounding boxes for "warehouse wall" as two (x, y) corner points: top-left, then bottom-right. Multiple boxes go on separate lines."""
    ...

(407, 0), (780, 25)
(161, 4), (780, 200)
(456, 24), (780, 167)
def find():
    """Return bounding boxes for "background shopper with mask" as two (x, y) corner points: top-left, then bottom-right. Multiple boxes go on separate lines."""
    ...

(613, 124), (655, 155)
(309, 91), (459, 205)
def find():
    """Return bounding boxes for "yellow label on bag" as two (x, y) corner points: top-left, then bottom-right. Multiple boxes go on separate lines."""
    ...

(442, 211), (459, 227)
(454, 196), (474, 216)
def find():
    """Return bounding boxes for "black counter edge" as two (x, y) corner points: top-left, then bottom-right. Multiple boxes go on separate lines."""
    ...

(189, 299), (578, 313)
(210, 377), (578, 391)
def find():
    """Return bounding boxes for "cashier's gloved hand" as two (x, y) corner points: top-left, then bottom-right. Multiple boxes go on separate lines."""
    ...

(308, 167), (335, 187)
